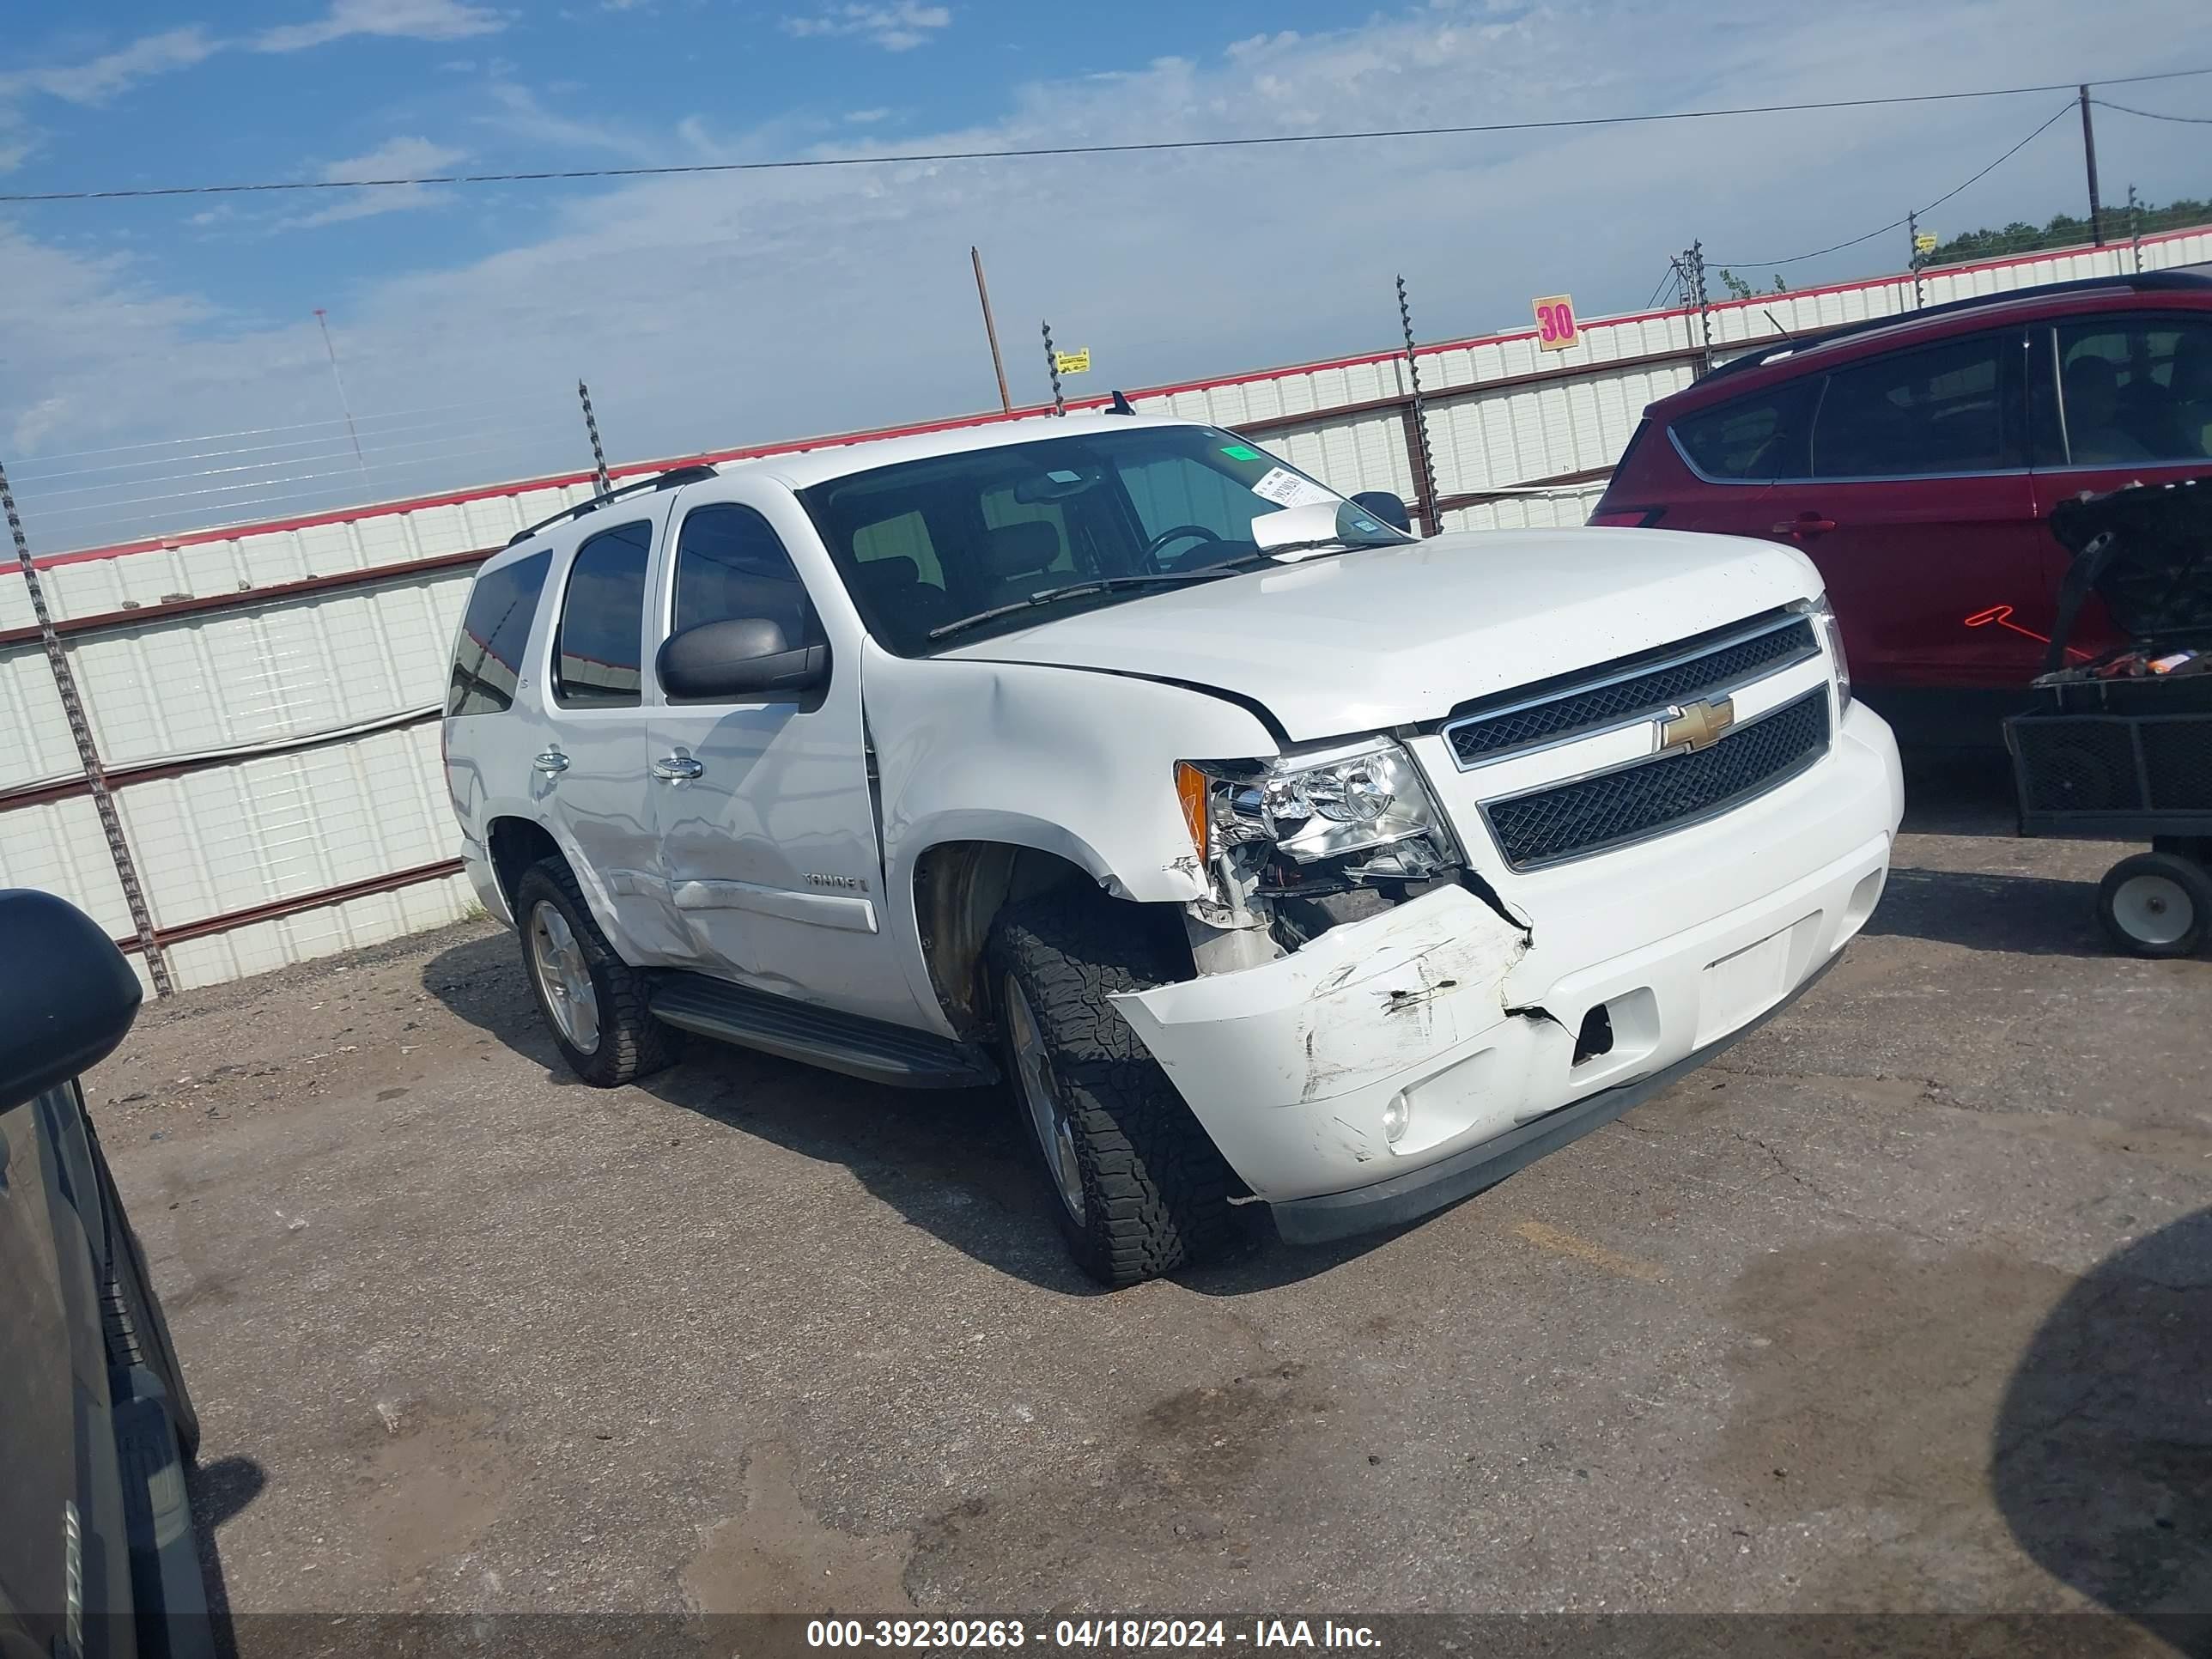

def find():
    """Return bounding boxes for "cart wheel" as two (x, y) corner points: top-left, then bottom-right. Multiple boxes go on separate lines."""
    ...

(2096, 852), (2212, 958)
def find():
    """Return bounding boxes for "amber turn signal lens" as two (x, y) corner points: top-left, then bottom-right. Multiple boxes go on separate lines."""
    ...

(1174, 762), (1210, 864)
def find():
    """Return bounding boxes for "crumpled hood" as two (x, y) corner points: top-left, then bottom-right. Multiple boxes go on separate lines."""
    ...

(944, 526), (1821, 742)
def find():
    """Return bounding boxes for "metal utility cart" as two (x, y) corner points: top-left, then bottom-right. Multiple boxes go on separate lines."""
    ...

(2004, 477), (2212, 957)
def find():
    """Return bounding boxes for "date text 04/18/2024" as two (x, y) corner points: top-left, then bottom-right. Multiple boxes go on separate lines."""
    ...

(803, 1620), (1382, 1650)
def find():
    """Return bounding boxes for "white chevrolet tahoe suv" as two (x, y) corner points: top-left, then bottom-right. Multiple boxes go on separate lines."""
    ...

(444, 413), (1902, 1285)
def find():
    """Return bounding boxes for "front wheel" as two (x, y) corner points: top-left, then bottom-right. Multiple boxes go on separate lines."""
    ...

(987, 892), (1243, 1286)
(2096, 851), (2212, 958)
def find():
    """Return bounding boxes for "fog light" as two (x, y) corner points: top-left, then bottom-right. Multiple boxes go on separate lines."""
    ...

(1381, 1094), (1410, 1145)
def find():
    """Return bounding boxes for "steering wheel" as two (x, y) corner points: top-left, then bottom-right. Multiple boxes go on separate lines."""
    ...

(1146, 524), (1223, 565)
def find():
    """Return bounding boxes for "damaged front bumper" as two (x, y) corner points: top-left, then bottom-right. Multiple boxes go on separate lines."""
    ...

(1112, 823), (1894, 1245)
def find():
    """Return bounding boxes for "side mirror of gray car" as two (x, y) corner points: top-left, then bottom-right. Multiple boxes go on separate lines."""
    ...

(0, 889), (144, 1115)
(1348, 491), (1413, 534)
(658, 617), (831, 701)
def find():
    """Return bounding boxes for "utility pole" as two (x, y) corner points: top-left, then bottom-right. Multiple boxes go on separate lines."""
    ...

(313, 308), (368, 475)
(2127, 182), (2142, 273)
(1395, 275), (1438, 537)
(2078, 85), (2104, 247)
(1908, 210), (1925, 309)
(1041, 320), (1066, 416)
(969, 247), (1012, 416)
(577, 380), (611, 496)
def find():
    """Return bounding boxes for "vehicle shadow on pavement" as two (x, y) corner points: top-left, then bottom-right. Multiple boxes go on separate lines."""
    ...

(1991, 1206), (2212, 1645)
(421, 934), (1365, 1296)
(1899, 746), (2020, 839)
(186, 1454), (264, 1659)
(1861, 866), (2112, 959)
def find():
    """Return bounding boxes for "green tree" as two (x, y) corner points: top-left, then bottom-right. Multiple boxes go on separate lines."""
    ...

(1923, 192), (2209, 266)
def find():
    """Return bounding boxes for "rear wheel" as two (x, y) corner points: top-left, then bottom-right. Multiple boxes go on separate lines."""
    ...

(514, 858), (682, 1085)
(2096, 851), (2212, 958)
(987, 891), (1242, 1286)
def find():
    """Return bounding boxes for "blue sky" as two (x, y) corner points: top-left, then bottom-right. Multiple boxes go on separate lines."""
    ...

(3, 0), (2209, 547)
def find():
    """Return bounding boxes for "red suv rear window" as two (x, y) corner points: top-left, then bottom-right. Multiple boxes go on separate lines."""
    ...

(1674, 380), (1817, 482)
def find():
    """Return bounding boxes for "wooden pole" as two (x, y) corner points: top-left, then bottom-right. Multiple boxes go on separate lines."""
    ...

(971, 247), (1012, 415)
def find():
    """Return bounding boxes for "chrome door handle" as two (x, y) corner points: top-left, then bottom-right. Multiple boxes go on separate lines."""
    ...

(652, 756), (704, 781)
(532, 751), (570, 775)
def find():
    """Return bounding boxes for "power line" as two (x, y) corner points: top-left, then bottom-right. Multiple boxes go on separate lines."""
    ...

(4, 68), (2209, 204)
(15, 422), (567, 501)
(8, 408), (544, 485)
(2094, 97), (2212, 124)
(12, 398), (511, 464)
(1710, 100), (2076, 270)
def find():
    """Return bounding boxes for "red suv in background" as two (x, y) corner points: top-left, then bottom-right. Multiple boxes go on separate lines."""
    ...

(1593, 270), (2212, 743)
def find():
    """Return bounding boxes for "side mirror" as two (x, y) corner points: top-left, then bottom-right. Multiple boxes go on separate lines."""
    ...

(1348, 491), (1413, 534)
(0, 889), (143, 1115)
(658, 617), (830, 701)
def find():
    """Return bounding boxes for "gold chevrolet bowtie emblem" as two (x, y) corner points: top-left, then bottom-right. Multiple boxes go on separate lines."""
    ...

(1658, 696), (1735, 754)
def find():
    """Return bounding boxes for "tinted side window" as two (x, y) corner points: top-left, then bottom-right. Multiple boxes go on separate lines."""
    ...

(1672, 380), (1817, 481)
(2050, 318), (2212, 465)
(672, 504), (823, 647)
(553, 521), (651, 708)
(447, 550), (551, 718)
(1812, 333), (2014, 478)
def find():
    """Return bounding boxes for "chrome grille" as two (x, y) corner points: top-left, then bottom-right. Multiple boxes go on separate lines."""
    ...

(1444, 615), (1818, 769)
(1483, 689), (1831, 871)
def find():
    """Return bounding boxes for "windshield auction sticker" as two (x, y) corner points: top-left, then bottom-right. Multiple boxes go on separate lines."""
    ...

(1249, 467), (1337, 510)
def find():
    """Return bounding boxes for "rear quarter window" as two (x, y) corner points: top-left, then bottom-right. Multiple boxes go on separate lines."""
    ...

(447, 550), (552, 718)
(1671, 380), (1818, 482)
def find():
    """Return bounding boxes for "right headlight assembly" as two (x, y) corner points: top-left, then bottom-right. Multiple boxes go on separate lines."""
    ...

(1175, 737), (1458, 886)
(1790, 592), (1851, 713)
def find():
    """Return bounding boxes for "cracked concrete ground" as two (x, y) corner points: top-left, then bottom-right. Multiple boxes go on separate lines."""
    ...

(88, 756), (2211, 1644)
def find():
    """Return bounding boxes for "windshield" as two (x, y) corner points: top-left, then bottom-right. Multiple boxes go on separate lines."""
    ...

(797, 424), (1409, 655)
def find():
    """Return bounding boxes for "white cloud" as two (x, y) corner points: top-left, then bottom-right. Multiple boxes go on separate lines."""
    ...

(280, 137), (467, 227)
(477, 81), (659, 161)
(8, 0), (2212, 550)
(254, 0), (507, 53)
(0, 26), (222, 106)
(784, 3), (951, 52)
(845, 107), (892, 125)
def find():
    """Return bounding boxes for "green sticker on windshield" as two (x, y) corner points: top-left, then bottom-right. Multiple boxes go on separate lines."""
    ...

(1220, 444), (1263, 461)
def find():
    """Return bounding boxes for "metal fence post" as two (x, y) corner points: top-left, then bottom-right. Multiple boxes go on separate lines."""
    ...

(578, 380), (611, 495)
(0, 460), (174, 994)
(1686, 241), (1714, 376)
(1395, 275), (1441, 536)
(1041, 320), (1066, 416)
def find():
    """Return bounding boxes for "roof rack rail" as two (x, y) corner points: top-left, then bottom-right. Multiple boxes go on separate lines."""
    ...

(1698, 267), (2212, 386)
(506, 463), (720, 547)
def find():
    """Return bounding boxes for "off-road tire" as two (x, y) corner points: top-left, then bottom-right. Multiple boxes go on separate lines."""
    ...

(514, 856), (683, 1086)
(987, 890), (1242, 1286)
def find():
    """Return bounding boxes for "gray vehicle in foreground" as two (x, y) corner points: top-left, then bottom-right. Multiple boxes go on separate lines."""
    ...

(0, 889), (210, 1659)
